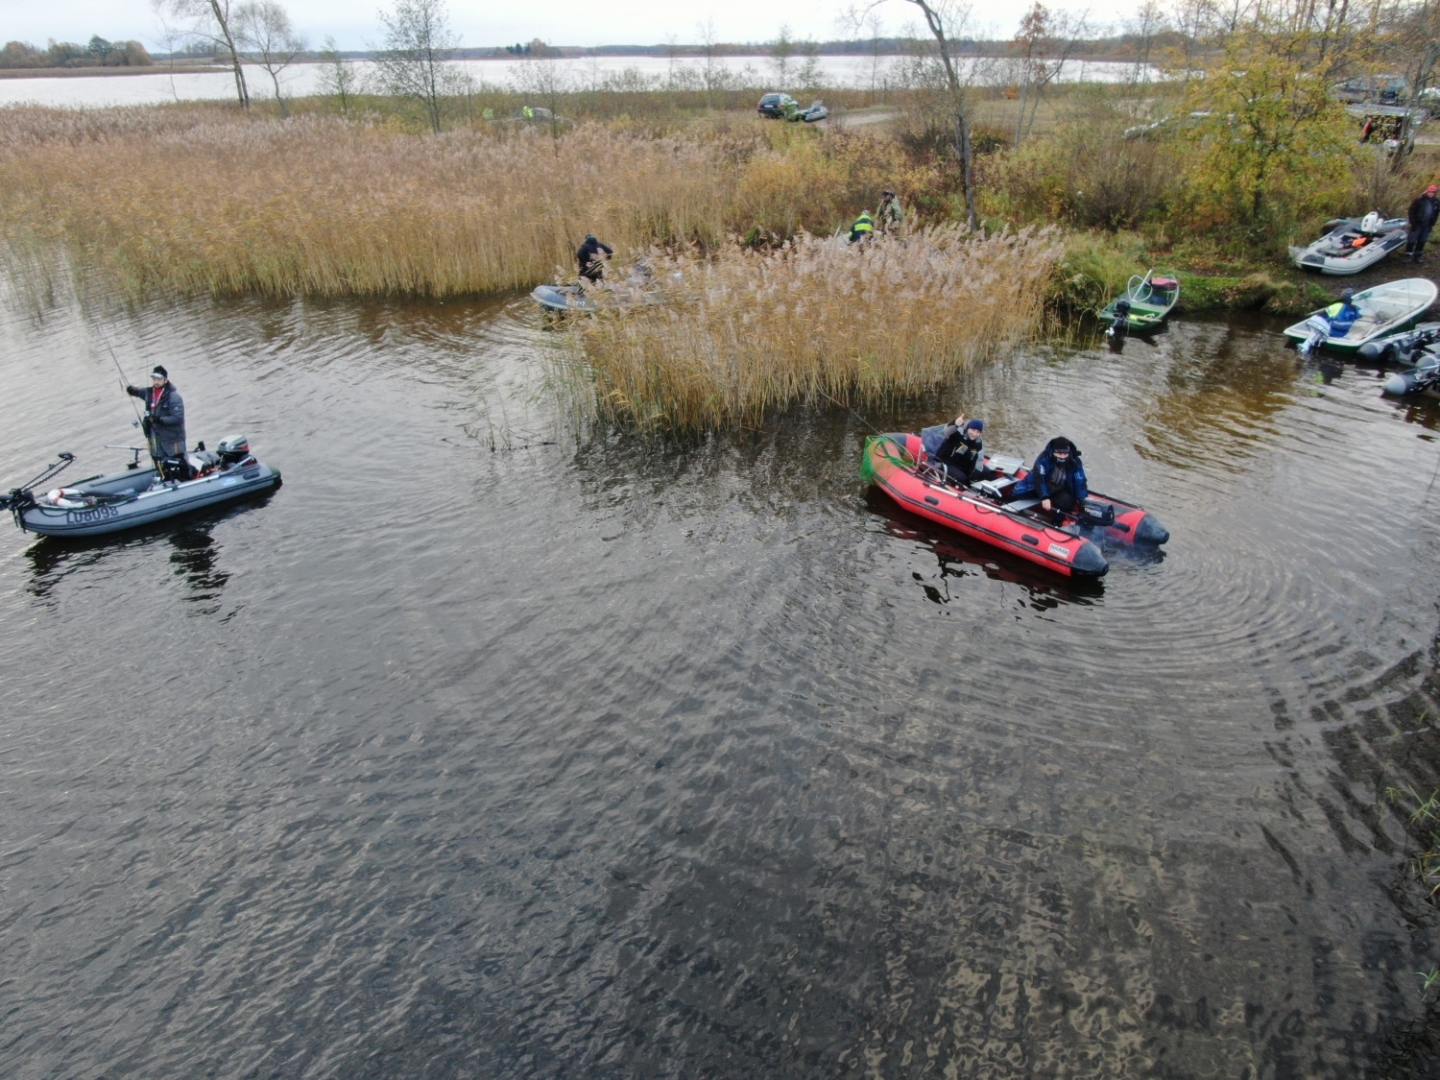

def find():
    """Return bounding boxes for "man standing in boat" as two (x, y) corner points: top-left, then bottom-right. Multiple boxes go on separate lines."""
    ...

(1011, 437), (1088, 519)
(576, 234), (614, 286)
(126, 365), (187, 469)
(1406, 184), (1439, 263)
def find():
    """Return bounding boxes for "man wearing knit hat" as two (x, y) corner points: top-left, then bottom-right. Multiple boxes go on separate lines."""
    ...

(1406, 183), (1439, 263)
(126, 365), (187, 472)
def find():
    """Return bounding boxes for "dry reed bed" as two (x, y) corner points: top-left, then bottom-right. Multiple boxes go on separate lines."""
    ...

(573, 226), (1062, 431)
(0, 109), (734, 299)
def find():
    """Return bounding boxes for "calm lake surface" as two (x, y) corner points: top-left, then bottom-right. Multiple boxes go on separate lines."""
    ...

(2, 284), (1439, 1078)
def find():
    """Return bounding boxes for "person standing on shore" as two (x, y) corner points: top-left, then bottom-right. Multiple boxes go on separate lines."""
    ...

(1406, 184), (1439, 263)
(877, 189), (904, 236)
(126, 365), (187, 467)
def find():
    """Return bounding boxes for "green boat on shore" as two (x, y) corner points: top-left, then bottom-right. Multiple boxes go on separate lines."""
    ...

(1099, 271), (1181, 336)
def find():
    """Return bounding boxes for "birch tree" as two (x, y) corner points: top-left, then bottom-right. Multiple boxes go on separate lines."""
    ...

(154, 0), (249, 107)
(375, 0), (461, 133)
(234, 0), (305, 116)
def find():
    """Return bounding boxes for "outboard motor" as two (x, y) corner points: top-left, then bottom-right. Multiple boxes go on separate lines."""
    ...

(216, 436), (251, 467)
(1076, 498), (1116, 528)
(1360, 210), (1383, 234)
(1298, 313), (1331, 356)
(1107, 298), (1131, 345)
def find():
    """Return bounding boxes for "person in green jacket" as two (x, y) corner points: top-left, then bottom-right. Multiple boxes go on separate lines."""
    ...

(849, 211), (875, 244)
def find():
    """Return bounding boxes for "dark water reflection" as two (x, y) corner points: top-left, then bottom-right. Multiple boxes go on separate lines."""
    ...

(1, 286), (1439, 1078)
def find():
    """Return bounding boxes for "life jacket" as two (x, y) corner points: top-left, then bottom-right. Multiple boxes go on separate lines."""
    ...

(851, 212), (874, 235)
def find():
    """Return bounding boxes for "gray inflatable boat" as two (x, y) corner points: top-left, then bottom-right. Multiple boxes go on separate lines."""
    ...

(1, 436), (281, 538)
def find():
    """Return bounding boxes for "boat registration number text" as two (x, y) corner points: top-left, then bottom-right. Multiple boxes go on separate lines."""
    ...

(64, 505), (119, 525)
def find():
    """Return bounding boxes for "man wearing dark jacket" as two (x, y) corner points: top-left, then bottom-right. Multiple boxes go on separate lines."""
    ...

(933, 415), (989, 486)
(1011, 436), (1088, 517)
(126, 365), (187, 469)
(1406, 184), (1439, 263)
(576, 234), (614, 284)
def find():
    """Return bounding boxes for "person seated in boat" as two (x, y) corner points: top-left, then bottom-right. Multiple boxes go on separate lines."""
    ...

(576, 234), (613, 286)
(1324, 288), (1361, 336)
(1010, 436), (1088, 519)
(126, 365), (189, 476)
(932, 416), (992, 486)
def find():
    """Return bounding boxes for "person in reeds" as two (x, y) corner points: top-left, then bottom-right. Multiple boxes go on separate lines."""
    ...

(849, 210), (875, 244)
(877, 189), (903, 235)
(1011, 437), (1088, 519)
(126, 365), (187, 473)
(577, 234), (614, 285)
(1406, 184), (1439, 264)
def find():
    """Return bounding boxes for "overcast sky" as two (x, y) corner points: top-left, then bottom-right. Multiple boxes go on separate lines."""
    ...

(0, 0), (1132, 52)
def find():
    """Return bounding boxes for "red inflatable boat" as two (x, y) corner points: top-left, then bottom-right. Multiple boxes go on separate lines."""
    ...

(861, 433), (1169, 578)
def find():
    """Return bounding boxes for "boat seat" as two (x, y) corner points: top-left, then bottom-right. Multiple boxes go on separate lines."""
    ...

(1007, 497), (1043, 512)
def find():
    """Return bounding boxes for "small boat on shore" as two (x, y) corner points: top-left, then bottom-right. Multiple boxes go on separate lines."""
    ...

(861, 433), (1169, 578)
(1282, 278), (1438, 354)
(531, 284), (598, 313)
(1099, 271), (1180, 338)
(1, 437), (281, 539)
(1289, 213), (1409, 275)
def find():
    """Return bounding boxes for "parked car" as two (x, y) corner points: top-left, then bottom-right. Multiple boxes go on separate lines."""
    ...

(758, 92), (799, 118)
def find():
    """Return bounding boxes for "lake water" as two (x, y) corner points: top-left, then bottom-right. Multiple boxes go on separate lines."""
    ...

(1, 284), (1438, 1078)
(0, 55), (1159, 109)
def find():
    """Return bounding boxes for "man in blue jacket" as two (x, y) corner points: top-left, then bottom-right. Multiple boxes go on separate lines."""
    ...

(1011, 436), (1088, 518)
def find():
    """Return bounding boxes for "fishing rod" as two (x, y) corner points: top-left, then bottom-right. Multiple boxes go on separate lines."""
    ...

(817, 390), (883, 436)
(95, 327), (146, 431)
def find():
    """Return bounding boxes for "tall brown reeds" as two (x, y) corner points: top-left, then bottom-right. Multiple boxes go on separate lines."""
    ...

(0, 108), (732, 300)
(569, 225), (1062, 432)
(0, 105), (960, 302)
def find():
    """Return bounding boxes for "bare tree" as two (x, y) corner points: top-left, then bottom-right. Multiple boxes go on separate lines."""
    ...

(1012, 3), (1091, 144)
(770, 24), (796, 88)
(697, 18), (722, 108)
(374, 0), (461, 133)
(318, 35), (359, 114)
(1127, 0), (1169, 87)
(896, 0), (980, 229)
(234, 0), (305, 116)
(154, 0), (249, 107)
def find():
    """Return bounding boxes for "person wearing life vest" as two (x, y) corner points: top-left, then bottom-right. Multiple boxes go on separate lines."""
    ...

(877, 189), (904, 235)
(1011, 436), (1088, 518)
(849, 211), (875, 244)
(932, 415), (992, 486)
(126, 365), (188, 474)
(1324, 288), (1362, 336)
